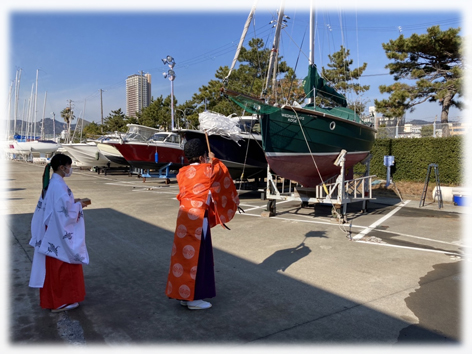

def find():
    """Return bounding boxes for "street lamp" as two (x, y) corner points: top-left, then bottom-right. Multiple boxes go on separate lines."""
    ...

(162, 55), (176, 130)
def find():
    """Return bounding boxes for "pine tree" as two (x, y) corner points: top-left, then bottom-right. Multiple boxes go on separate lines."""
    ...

(319, 45), (370, 116)
(375, 26), (463, 136)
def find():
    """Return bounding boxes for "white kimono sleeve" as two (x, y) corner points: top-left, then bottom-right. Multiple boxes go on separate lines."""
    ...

(37, 187), (89, 265)
(29, 195), (47, 288)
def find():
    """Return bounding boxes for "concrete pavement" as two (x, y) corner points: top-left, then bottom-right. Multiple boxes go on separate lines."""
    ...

(2, 159), (469, 348)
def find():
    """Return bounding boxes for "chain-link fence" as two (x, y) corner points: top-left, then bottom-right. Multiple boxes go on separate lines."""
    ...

(375, 122), (468, 139)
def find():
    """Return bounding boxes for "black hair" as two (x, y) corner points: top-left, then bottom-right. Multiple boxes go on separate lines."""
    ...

(50, 153), (72, 172)
(184, 139), (207, 163)
(41, 153), (73, 198)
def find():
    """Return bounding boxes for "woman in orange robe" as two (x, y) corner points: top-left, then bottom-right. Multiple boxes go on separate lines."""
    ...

(165, 139), (239, 310)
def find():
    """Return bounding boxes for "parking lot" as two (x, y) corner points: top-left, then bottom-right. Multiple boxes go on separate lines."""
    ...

(3, 160), (468, 347)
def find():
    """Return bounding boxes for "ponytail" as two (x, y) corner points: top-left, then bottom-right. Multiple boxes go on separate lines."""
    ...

(41, 163), (51, 199)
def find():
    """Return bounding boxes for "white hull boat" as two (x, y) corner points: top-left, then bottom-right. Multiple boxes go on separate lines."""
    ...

(61, 142), (125, 168)
(96, 141), (129, 166)
(3, 139), (60, 156)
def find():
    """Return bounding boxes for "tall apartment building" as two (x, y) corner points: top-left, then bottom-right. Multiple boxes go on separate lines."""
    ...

(126, 72), (151, 118)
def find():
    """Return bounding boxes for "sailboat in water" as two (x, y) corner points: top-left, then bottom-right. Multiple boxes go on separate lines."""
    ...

(222, 1), (376, 188)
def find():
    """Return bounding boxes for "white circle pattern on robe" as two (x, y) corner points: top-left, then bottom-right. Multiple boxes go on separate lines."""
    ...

(211, 181), (221, 193)
(186, 167), (197, 179)
(220, 214), (227, 224)
(221, 195), (227, 208)
(172, 263), (184, 277)
(187, 208), (200, 220)
(171, 243), (176, 256)
(193, 183), (206, 195)
(204, 166), (212, 178)
(191, 200), (203, 208)
(190, 266), (197, 279)
(182, 245), (195, 259)
(166, 281), (173, 295)
(178, 205), (185, 218)
(224, 176), (231, 189)
(227, 209), (234, 220)
(179, 284), (191, 299)
(195, 227), (202, 240)
(177, 224), (187, 238)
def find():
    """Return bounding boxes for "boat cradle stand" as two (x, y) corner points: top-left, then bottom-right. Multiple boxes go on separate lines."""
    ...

(95, 162), (130, 176)
(139, 162), (176, 184)
(262, 151), (376, 224)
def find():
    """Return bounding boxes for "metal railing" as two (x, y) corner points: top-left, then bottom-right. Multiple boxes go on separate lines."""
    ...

(375, 122), (468, 139)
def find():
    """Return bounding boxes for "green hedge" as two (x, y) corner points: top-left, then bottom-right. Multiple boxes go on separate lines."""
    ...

(354, 136), (463, 185)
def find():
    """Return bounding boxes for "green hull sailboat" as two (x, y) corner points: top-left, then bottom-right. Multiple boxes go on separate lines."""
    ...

(222, 2), (376, 187)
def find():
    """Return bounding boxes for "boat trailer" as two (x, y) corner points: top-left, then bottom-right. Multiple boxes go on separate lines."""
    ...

(262, 150), (376, 223)
(138, 162), (177, 184)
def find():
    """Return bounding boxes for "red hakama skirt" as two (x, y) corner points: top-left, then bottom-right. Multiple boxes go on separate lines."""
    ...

(39, 256), (86, 309)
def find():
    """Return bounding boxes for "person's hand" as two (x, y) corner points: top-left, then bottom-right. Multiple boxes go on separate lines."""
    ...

(209, 152), (215, 161)
(78, 198), (91, 208)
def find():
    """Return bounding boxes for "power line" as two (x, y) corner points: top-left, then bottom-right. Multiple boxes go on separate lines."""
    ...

(75, 15), (460, 106)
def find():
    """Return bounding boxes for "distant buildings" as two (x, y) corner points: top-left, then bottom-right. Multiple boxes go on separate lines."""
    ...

(367, 106), (404, 130)
(126, 72), (151, 118)
(402, 121), (467, 138)
(368, 106), (466, 138)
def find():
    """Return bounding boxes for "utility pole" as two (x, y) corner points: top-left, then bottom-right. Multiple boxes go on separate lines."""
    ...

(52, 112), (56, 140)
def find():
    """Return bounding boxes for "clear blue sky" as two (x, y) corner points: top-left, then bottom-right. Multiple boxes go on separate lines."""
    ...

(2, 0), (468, 127)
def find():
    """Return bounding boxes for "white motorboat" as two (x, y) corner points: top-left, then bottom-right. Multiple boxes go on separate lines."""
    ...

(61, 141), (125, 168)
(3, 139), (60, 156)
(96, 139), (129, 166)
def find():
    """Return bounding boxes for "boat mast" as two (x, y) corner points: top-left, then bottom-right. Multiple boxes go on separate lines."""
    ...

(21, 99), (27, 139)
(224, 0), (258, 84)
(27, 83), (34, 140)
(33, 69), (39, 139)
(308, 0), (315, 105)
(7, 81), (13, 140)
(13, 68), (21, 135)
(41, 91), (47, 140)
(263, 0), (285, 101)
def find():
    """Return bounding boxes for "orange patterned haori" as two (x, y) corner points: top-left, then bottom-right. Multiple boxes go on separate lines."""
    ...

(165, 158), (239, 301)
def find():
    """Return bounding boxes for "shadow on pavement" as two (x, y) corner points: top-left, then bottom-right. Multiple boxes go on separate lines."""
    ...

(9, 208), (460, 345)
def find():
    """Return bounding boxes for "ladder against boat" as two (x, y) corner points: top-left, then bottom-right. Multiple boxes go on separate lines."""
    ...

(262, 151), (376, 223)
